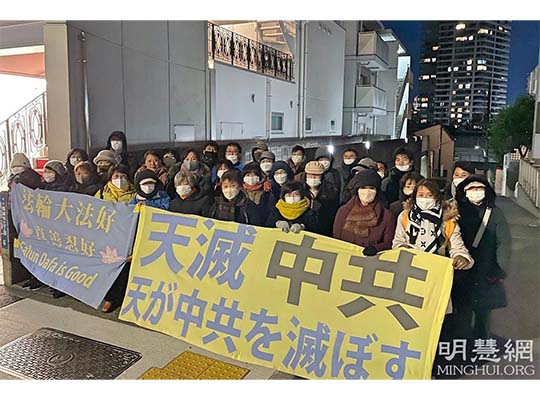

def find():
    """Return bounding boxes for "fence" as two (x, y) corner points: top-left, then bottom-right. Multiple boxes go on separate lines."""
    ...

(519, 158), (540, 209)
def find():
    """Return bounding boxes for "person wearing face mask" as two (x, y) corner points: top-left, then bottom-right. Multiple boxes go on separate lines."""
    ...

(269, 161), (294, 201)
(286, 145), (306, 182)
(251, 141), (269, 163)
(201, 141), (219, 171)
(106, 131), (135, 172)
(341, 157), (380, 205)
(7, 153), (43, 291)
(333, 170), (395, 252)
(259, 151), (276, 178)
(129, 170), (170, 210)
(71, 161), (103, 196)
(453, 175), (510, 341)
(93, 149), (119, 185)
(210, 142), (244, 184)
(335, 147), (359, 201)
(136, 150), (168, 186)
(389, 172), (424, 221)
(162, 149), (180, 171)
(382, 147), (416, 204)
(65, 148), (89, 187)
(166, 148), (211, 198)
(241, 162), (275, 223)
(41, 160), (70, 192)
(304, 161), (335, 236)
(95, 165), (136, 203)
(444, 161), (475, 201)
(169, 171), (214, 217)
(393, 178), (473, 267)
(213, 159), (234, 199)
(376, 161), (387, 180)
(209, 169), (261, 225)
(266, 181), (317, 233)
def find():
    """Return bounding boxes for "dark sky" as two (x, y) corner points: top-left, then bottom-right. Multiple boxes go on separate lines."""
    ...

(382, 20), (540, 105)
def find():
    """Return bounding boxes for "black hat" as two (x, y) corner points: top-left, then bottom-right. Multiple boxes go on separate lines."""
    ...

(134, 169), (162, 198)
(349, 169), (382, 192)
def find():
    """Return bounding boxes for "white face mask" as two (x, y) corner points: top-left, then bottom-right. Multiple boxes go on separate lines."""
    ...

(243, 176), (260, 186)
(396, 164), (411, 172)
(320, 160), (331, 171)
(306, 178), (321, 188)
(141, 184), (155, 194)
(260, 162), (273, 173)
(111, 140), (123, 152)
(358, 188), (377, 204)
(344, 159), (355, 165)
(466, 190), (485, 204)
(217, 169), (227, 179)
(453, 178), (465, 188)
(285, 196), (302, 204)
(43, 172), (56, 183)
(222, 187), (240, 200)
(226, 154), (239, 164)
(11, 166), (26, 175)
(403, 187), (414, 196)
(176, 185), (192, 197)
(378, 171), (385, 179)
(291, 155), (303, 165)
(274, 173), (288, 185)
(416, 198), (437, 211)
(112, 177), (128, 189)
(70, 157), (82, 166)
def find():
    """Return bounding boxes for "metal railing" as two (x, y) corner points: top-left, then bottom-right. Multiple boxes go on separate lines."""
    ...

(519, 158), (540, 209)
(208, 22), (294, 82)
(0, 92), (47, 187)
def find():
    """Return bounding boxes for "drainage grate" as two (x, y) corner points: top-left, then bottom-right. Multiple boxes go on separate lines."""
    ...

(0, 328), (141, 379)
(139, 351), (250, 380)
(0, 285), (22, 309)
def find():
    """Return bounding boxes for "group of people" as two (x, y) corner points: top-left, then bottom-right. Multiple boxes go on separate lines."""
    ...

(8, 130), (510, 344)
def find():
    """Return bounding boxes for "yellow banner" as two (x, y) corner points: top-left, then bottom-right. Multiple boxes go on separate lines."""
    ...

(119, 205), (453, 379)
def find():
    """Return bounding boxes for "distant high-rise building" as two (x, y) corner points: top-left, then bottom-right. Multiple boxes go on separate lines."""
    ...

(413, 21), (511, 132)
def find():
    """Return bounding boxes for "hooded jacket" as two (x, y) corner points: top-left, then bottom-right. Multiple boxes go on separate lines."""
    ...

(286, 157), (306, 182)
(65, 148), (90, 187)
(269, 161), (294, 200)
(169, 189), (214, 217)
(129, 170), (170, 210)
(335, 156), (359, 204)
(314, 146), (341, 204)
(453, 175), (511, 310)
(70, 168), (103, 196)
(96, 181), (137, 203)
(106, 131), (135, 172)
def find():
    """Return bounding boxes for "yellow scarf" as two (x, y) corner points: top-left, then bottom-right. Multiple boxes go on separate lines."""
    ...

(276, 198), (310, 221)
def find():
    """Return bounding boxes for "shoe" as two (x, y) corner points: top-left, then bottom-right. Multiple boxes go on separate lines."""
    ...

(50, 289), (66, 299)
(28, 278), (44, 291)
(101, 301), (115, 313)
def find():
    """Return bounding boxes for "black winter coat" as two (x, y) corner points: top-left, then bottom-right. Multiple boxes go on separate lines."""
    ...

(453, 199), (511, 311)
(308, 184), (339, 237)
(381, 166), (415, 204)
(209, 191), (263, 226)
(169, 191), (214, 217)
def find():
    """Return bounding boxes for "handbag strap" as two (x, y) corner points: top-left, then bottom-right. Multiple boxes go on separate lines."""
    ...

(472, 207), (492, 248)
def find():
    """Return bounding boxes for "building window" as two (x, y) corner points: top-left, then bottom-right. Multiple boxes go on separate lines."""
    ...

(305, 117), (312, 132)
(465, 96), (470, 100)
(447, 67), (452, 72)
(467, 66), (473, 71)
(478, 59), (487, 65)
(420, 119), (428, 123)
(421, 103), (428, 108)
(458, 84), (464, 89)
(453, 67), (459, 72)
(478, 28), (489, 34)
(271, 113), (284, 132)
(432, 57), (437, 62)
(451, 113), (456, 118)
(452, 91), (457, 95)
(432, 46), (440, 51)
(423, 58), (432, 63)
(468, 35), (474, 40)
(467, 59), (473, 65)
(456, 23), (466, 30)
(465, 83), (471, 89)
(477, 65), (488, 71)
(456, 36), (468, 42)
(464, 101), (470, 106)
(330, 120), (336, 132)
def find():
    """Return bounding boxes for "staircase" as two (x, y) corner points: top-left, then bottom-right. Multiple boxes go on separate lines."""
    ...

(394, 68), (412, 138)
(0, 92), (48, 188)
(256, 20), (296, 55)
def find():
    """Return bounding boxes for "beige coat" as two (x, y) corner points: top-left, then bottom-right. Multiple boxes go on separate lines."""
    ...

(392, 200), (474, 313)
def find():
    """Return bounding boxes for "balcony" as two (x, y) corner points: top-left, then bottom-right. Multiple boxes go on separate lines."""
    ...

(355, 32), (389, 71)
(355, 85), (387, 115)
(207, 22), (294, 82)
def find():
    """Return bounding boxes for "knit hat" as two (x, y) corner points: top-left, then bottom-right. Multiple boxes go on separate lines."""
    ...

(73, 161), (94, 174)
(93, 149), (117, 165)
(349, 169), (382, 192)
(260, 151), (276, 162)
(252, 141), (268, 152)
(44, 160), (67, 177)
(10, 153), (31, 169)
(351, 157), (378, 174)
(304, 161), (325, 175)
(134, 169), (162, 198)
(463, 180), (486, 192)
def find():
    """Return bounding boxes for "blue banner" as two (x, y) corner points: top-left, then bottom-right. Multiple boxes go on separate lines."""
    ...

(11, 183), (139, 308)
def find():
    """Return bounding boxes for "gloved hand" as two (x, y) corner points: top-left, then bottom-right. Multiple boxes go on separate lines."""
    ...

(290, 223), (305, 234)
(276, 220), (290, 233)
(363, 245), (378, 257)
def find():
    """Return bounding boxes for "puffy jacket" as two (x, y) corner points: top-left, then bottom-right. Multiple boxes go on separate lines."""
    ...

(129, 191), (170, 210)
(95, 181), (136, 203)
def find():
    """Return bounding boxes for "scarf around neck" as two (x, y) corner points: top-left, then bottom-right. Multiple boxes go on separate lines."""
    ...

(276, 198), (310, 221)
(408, 202), (444, 253)
(343, 197), (379, 238)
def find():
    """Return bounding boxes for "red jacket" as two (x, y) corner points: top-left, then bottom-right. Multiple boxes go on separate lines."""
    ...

(333, 197), (396, 251)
